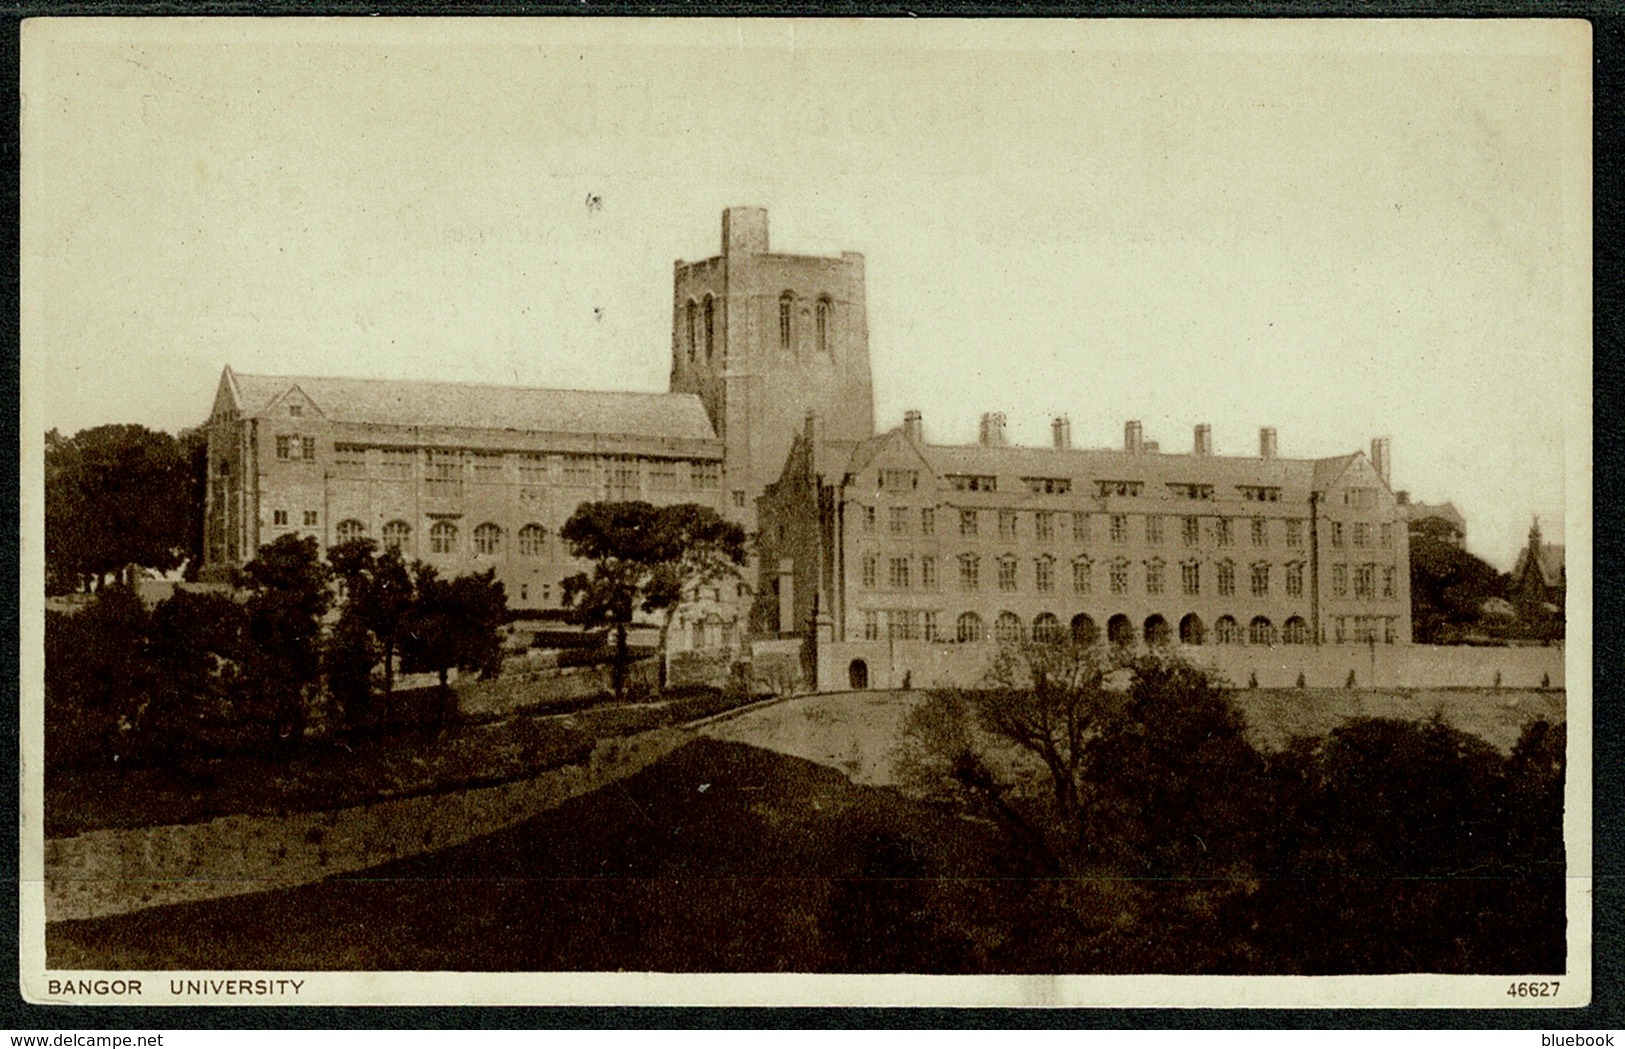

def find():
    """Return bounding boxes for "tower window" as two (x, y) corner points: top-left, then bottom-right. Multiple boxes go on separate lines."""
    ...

(686, 299), (698, 362)
(704, 295), (716, 361)
(779, 292), (794, 350)
(816, 296), (831, 355)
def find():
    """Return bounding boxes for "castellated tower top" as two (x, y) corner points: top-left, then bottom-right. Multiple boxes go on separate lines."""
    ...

(723, 207), (770, 255)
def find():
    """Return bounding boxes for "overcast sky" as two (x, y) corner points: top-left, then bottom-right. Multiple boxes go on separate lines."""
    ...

(21, 19), (1589, 569)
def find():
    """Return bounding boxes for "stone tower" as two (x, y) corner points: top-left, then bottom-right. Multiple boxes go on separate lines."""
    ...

(668, 208), (876, 528)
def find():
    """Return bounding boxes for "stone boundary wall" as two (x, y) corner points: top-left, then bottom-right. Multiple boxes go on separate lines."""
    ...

(43, 727), (693, 924)
(819, 639), (1566, 692)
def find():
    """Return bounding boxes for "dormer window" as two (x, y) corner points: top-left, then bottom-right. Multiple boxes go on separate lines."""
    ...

(1239, 485), (1281, 502)
(1023, 477), (1072, 495)
(1167, 483), (1214, 500)
(1097, 480), (1143, 498)
(946, 474), (997, 492)
(289, 404), (303, 417)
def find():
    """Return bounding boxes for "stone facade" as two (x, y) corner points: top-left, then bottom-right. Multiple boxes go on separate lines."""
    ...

(757, 413), (1414, 692)
(201, 371), (730, 626)
(202, 207), (1414, 684)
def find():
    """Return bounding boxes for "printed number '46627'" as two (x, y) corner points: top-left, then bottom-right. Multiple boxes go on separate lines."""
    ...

(1508, 982), (1560, 997)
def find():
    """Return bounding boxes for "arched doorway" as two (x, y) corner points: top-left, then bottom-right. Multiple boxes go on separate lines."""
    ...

(848, 659), (868, 690)
(1107, 613), (1135, 647)
(1144, 614), (1171, 646)
(1071, 613), (1099, 646)
(1179, 613), (1206, 645)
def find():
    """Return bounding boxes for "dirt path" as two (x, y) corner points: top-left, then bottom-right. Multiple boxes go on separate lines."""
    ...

(43, 727), (692, 924)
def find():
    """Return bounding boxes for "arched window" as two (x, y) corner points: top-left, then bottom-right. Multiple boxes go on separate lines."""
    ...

(1215, 615), (1241, 645)
(956, 611), (985, 643)
(474, 522), (502, 556)
(382, 520), (411, 551)
(1145, 614), (1171, 646)
(1071, 613), (1099, 645)
(518, 524), (547, 558)
(703, 295), (716, 361)
(430, 521), (458, 555)
(1179, 613), (1206, 646)
(1249, 616), (1276, 646)
(1107, 613), (1135, 647)
(335, 519), (366, 544)
(685, 299), (698, 362)
(1283, 616), (1310, 645)
(1033, 612), (1064, 644)
(995, 611), (1024, 643)
(816, 296), (832, 355)
(779, 292), (794, 350)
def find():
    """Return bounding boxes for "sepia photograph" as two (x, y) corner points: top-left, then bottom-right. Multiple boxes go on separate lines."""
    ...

(18, 17), (1592, 1008)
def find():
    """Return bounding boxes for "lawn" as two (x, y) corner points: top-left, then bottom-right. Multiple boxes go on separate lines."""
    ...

(46, 738), (1005, 973)
(46, 685), (765, 838)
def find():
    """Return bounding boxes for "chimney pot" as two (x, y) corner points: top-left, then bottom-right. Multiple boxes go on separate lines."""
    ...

(903, 410), (924, 442)
(979, 412), (1008, 448)
(1371, 436), (1392, 483)
(1051, 414), (1072, 450)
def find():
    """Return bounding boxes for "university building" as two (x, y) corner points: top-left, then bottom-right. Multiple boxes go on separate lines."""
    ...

(757, 407), (1412, 690)
(201, 207), (1412, 683)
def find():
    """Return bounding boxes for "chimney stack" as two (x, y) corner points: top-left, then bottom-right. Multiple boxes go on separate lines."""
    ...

(979, 412), (1008, 448)
(1396, 490), (1411, 506)
(1145, 440), (1160, 453)
(1260, 426), (1277, 460)
(1194, 424), (1213, 456)
(903, 410), (924, 442)
(1051, 414), (1072, 450)
(1125, 420), (1144, 454)
(1371, 436), (1391, 483)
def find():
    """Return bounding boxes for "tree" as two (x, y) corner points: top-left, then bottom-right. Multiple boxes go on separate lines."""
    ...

(559, 502), (668, 699)
(239, 534), (333, 745)
(897, 641), (1131, 875)
(1233, 715), (1564, 974)
(559, 501), (743, 699)
(1409, 518), (1508, 643)
(176, 426), (210, 581)
(44, 425), (193, 593)
(328, 539), (415, 728)
(400, 563), (507, 726)
(639, 504), (747, 690)
(44, 585), (156, 766)
(145, 589), (250, 759)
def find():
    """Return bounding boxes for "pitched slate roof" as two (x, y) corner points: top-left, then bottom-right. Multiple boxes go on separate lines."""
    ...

(223, 367), (717, 442)
(838, 426), (1361, 498)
